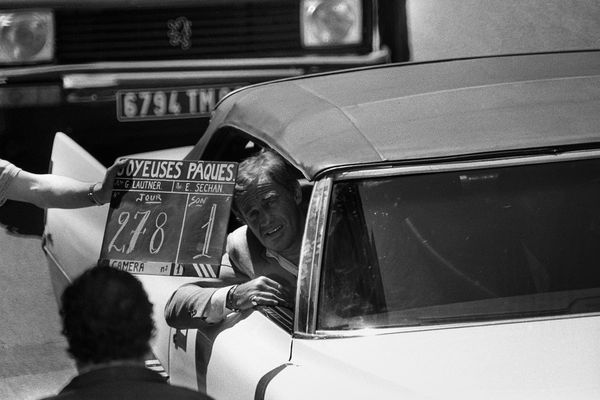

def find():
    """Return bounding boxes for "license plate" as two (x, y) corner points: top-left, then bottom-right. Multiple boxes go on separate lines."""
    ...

(116, 85), (243, 121)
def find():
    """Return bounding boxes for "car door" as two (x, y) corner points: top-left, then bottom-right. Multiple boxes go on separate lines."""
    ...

(43, 132), (196, 374)
(166, 129), (298, 398)
(45, 130), (297, 399)
(168, 306), (294, 399)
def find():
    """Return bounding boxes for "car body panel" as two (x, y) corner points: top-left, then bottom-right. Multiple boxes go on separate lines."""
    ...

(138, 275), (200, 380)
(44, 133), (109, 284)
(262, 363), (422, 400)
(284, 315), (600, 399)
(203, 311), (291, 400)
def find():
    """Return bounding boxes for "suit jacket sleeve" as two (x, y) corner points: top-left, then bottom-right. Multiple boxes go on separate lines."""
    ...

(164, 281), (221, 329)
(164, 228), (253, 328)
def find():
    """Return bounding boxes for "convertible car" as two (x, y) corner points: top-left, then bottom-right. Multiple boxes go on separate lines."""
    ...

(43, 50), (600, 399)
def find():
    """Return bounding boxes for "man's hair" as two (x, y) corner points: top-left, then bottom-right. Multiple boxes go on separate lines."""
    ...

(60, 266), (154, 364)
(232, 148), (299, 215)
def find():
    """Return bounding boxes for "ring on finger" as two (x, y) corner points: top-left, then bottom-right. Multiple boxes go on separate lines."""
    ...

(250, 295), (259, 306)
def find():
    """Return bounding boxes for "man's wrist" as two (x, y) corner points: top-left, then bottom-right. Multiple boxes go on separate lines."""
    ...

(225, 284), (239, 311)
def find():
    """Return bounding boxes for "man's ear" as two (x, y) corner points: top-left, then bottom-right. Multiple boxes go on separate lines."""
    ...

(294, 183), (302, 205)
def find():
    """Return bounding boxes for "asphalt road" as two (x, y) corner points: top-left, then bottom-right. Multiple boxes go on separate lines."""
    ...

(0, 203), (76, 400)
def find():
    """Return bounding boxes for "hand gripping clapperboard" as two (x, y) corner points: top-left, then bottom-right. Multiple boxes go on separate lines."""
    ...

(98, 158), (238, 278)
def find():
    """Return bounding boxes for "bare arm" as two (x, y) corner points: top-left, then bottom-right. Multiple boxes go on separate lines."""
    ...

(6, 159), (126, 209)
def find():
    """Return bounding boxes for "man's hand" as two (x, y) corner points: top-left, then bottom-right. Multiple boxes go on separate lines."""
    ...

(231, 276), (293, 311)
(96, 158), (128, 204)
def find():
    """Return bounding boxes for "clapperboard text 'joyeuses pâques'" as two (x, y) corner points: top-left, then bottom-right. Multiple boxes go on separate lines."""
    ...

(99, 159), (238, 278)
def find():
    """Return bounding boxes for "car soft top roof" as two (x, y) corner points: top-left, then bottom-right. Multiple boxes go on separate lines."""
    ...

(203, 50), (600, 179)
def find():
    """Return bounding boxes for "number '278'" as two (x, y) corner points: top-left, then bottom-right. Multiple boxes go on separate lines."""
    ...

(108, 210), (167, 255)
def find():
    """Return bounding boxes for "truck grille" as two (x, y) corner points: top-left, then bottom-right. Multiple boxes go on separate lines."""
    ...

(54, 3), (305, 63)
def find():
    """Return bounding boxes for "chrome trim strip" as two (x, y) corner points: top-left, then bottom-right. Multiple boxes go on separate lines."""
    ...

(294, 312), (600, 340)
(42, 241), (73, 284)
(63, 69), (304, 89)
(295, 178), (332, 335)
(144, 359), (169, 381)
(1, 50), (390, 78)
(258, 306), (293, 334)
(335, 149), (600, 180)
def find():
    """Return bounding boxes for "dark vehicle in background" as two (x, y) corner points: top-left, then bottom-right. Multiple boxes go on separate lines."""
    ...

(0, 0), (405, 171)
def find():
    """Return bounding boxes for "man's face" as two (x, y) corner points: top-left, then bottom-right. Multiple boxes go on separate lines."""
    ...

(237, 177), (303, 256)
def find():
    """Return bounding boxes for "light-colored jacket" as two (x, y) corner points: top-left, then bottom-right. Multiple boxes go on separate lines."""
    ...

(164, 225), (296, 328)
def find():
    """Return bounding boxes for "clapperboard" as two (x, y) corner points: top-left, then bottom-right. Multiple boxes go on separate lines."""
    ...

(98, 158), (238, 277)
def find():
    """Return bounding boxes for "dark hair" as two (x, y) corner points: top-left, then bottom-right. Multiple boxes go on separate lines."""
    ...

(60, 266), (154, 364)
(232, 148), (299, 216)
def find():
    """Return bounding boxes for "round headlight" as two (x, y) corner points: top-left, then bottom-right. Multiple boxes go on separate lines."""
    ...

(302, 0), (362, 47)
(0, 11), (54, 64)
(310, 1), (356, 43)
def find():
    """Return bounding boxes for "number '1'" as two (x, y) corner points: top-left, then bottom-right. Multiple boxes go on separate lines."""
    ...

(194, 204), (217, 259)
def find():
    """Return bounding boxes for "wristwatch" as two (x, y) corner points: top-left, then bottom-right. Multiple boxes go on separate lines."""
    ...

(225, 284), (239, 311)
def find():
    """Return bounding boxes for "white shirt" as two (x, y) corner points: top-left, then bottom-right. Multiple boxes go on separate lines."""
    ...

(0, 159), (21, 206)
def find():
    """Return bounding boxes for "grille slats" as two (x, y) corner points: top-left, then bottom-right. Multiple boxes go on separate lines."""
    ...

(59, 30), (299, 45)
(58, 40), (301, 57)
(55, 3), (306, 63)
(59, 14), (299, 33)
(59, 22), (299, 42)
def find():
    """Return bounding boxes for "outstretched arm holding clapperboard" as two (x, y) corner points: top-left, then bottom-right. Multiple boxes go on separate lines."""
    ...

(0, 158), (126, 209)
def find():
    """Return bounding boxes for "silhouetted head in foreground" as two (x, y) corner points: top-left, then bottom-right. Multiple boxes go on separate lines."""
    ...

(60, 266), (154, 370)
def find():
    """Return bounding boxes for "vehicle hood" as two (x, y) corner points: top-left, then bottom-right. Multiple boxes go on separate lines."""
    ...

(289, 315), (600, 399)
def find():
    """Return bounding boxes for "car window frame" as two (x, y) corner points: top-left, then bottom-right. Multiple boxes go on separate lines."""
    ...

(299, 149), (600, 338)
(295, 177), (333, 337)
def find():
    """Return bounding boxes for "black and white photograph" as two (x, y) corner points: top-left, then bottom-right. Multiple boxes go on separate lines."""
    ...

(1, 1), (599, 399)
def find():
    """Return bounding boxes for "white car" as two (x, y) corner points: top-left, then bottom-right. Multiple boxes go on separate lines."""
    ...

(44, 50), (600, 400)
